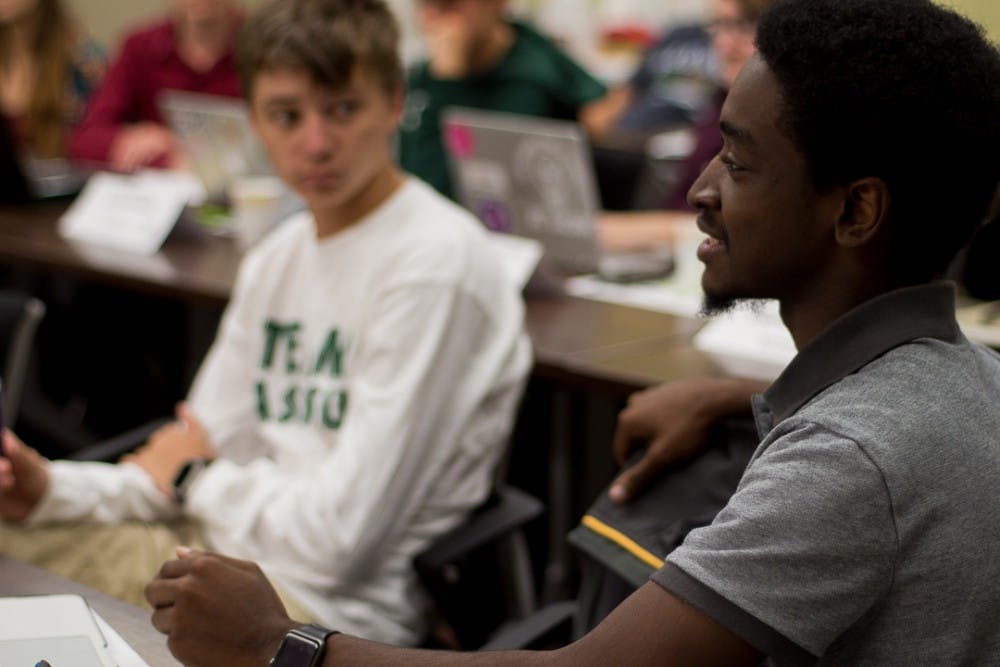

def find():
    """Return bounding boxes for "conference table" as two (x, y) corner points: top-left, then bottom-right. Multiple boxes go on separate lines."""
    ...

(0, 201), (726, 604)
(0, 201), (724, 395)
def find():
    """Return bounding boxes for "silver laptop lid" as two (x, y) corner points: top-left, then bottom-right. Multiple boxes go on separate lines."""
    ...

(442, 107), (602, 275)
(158, 90), (272, 203)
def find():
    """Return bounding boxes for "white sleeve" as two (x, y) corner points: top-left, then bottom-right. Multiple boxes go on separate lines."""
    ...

(27, 461), (178, 525)
(27, 249), (270, 527)
(185, 281), (499, 581)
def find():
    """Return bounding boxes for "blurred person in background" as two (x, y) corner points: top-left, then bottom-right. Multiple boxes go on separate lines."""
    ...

(0, 0), (104, 158)
(599, 0), (773, 251)
(399, 0), (610, 200)
(69, 0), (243, 172)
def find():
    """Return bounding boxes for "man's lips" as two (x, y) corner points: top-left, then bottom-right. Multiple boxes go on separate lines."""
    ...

(299, 171), (340, 188)
(696, 214), (727, 261)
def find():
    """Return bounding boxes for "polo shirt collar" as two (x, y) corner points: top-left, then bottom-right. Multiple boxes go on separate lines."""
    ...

(756, 281), (961, 432)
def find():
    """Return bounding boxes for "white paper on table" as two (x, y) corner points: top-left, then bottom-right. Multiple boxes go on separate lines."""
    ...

(565, 273), (704, 318)
(693, 301), (797, 381)
(485, 232), (544, 290)
(93, 611), (153, 667)
(59, 171), (203, 256)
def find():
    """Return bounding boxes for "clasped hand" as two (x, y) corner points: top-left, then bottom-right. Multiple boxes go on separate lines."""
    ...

(0, 430), (50, 522)
(122, 403), (216, 499)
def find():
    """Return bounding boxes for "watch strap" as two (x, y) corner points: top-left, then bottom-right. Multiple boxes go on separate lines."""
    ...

(171, 458), (210, 505)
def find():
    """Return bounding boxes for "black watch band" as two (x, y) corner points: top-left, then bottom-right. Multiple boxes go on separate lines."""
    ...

(270, 623), (339, 667)
(171, 458), (210, 506)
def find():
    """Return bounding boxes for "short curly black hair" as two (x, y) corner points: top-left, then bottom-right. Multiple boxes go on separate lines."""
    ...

(756, 0), (1000, 283)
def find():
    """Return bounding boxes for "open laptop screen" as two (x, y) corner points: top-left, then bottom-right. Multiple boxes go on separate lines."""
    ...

(441, 107), (603, 275)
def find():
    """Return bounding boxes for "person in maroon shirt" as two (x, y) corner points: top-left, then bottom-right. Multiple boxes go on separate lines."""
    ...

(69, 0), (242, 172)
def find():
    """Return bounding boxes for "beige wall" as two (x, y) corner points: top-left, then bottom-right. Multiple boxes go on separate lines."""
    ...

(74, 0), (266, 50)
(940, 0), (1000, 43)
(75, 0), (1000, 55)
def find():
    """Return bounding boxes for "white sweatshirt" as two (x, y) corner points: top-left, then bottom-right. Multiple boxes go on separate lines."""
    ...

(31, 178), (533, 645)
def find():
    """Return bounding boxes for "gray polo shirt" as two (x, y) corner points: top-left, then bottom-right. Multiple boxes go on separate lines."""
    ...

(653, 282), (1000, 665)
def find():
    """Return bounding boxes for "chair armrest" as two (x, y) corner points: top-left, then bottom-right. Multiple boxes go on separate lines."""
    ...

(67, 418), (172, 462)
(415, 485), (544, 574)
(479, 601), (576, 651)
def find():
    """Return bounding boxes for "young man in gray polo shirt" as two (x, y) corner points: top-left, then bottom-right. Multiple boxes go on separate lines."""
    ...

(144, 0), (1000, 664)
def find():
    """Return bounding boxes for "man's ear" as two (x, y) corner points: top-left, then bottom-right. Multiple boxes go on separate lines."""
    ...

(834, 177), (890, 248)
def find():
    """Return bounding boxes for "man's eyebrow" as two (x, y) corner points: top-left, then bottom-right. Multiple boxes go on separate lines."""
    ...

(260, 95), (300, 107)
(720, 120), (755, 146)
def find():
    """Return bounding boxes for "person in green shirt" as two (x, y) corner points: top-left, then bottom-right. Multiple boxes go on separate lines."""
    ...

(399, 0), (608, 200)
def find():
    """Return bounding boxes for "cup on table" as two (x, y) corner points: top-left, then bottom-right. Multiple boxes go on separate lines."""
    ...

(228, 175), (285, 249)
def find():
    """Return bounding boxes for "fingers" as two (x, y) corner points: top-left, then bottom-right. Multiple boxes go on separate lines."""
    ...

(612, 393), (648, 465)
(146, 574), (179, 611)
(4, 434), (41, 471)
(611, 422), (639, 467)
(149, 602), (174, 634)
(168, 548), (260, 575)
(609, 444), (671, 505)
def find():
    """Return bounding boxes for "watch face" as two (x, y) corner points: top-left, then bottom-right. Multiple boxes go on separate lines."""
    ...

(271, 634), (321, 667)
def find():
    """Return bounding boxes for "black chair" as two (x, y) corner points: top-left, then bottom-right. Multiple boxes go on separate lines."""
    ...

(0, 290), (46, 428)
(415, 484), (576, 651)
(67, 418), (170, 461)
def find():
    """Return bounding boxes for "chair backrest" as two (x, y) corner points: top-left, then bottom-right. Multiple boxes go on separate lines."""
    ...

(0, 291), (46, 428)
(414, 485), (543, 650)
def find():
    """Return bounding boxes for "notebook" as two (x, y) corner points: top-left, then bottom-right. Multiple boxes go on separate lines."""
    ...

(0, 594), (115, 666)
(441, 107), (674, 286)
(158, 90), (273, 204)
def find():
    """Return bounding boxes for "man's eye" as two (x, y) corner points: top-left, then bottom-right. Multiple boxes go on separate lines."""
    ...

(269, 109), (300, 127)
(720, 155), (745, 173)
(327, 100), (360, 121)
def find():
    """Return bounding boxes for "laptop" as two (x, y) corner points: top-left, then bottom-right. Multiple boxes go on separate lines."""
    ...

(158, 90), (273, 204)
(441, 107), (674, 285)
(0, 115), (90, 204)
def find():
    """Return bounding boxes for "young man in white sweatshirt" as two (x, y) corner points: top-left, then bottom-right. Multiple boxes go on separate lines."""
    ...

(0, 0), (531, 646)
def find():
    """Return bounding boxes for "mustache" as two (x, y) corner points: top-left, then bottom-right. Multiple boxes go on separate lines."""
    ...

(696, 212), (728, 243)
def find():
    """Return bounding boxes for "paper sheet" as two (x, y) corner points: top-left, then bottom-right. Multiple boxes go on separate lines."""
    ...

(485, 232), (544, 290)
(59, 170), (205, 256)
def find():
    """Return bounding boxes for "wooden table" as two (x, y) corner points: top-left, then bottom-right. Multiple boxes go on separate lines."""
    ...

(0, 202), (717, 394)
(0, 556), (178, 665)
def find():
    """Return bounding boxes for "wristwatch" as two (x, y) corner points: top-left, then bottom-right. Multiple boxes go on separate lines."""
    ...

(171, 458), (211, 505)
(270, 624), (339, 666)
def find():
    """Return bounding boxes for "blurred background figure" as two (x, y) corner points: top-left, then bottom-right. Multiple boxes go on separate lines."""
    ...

(585, 23), (716, 142)
(399, 0), (610, 200)
(598, 0), (773, 250)
(68, 0), (242, 172)
(0, 0), (104, 158)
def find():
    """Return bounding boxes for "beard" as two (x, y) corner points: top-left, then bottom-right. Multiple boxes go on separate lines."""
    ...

(700, 293), (768, 318)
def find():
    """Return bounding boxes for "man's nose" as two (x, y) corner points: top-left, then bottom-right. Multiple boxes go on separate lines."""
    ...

(300, 113), (335, 158)
(688, 156), (722, 210)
